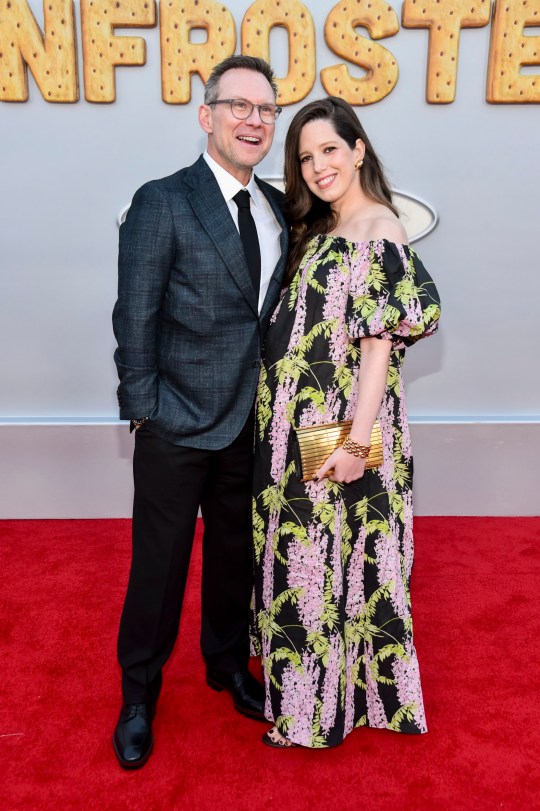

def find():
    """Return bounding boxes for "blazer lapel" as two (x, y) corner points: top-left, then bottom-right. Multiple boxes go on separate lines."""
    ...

(186, 158), (258, 315)
(257, 180), (289, 323)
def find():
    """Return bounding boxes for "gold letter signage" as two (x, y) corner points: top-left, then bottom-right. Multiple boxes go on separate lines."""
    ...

(1, 0), (539, 104)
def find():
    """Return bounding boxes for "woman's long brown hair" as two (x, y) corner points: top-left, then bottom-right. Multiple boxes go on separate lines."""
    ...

(283, 96), (398, 285)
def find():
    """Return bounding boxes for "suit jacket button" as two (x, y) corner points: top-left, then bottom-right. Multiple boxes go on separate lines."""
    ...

(251, 360), (261, 368)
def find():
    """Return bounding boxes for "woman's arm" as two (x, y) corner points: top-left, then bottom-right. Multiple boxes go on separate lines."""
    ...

(314, 337), (392, 483)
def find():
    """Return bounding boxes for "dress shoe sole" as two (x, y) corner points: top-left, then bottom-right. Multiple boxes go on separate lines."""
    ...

(206, 677), (267, 722)
(112, 735), (154, 770)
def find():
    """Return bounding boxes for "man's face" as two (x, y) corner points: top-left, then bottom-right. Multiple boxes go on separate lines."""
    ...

(199, 69), (277, 184)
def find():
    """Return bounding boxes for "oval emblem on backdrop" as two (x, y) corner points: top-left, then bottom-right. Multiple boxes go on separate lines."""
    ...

(391, 190), (439, 243)
(118, 181), (438, 243)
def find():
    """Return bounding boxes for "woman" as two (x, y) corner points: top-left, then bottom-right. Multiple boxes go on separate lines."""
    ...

(252, 97), (441, 748)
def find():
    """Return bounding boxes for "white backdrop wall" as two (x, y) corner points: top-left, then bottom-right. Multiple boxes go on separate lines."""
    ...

(1, 1), (539, 516)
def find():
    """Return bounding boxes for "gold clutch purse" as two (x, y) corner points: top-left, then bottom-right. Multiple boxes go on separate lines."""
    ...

(295, 420), (383, 482)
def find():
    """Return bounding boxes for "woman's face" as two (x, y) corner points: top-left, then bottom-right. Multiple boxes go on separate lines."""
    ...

(298, 118), (363, 206)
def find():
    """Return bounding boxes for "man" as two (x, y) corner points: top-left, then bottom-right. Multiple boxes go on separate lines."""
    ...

(112, 55), (287, 769)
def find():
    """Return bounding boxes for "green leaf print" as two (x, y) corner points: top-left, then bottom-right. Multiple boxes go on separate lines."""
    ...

(276, 714), (294, 731)
(369, 659), (395, 686)
(256, 365), (272, 439)
(365, 518), (391, 538)
(340, 514), (353, 565)
(386, 364), (401, 396)
(279, 460), (298, 492)
(376, 643), (407, 662)
(313, 499), (335, 528)
(253, 500), (266, 565)
(369, 644), (408, 685)
(297, 318), (339, 357)
(321, 567), (340, 630)
(345, 341), (361, 363)
(288, 386), (326, 417)
(351, 295), (378, 319)
(351, 659), (367, 690)
(311, 699), (327, 748)
(366, 255), (387, 291)
(422, 302), (441, 327)
(306, 630), (329, 662)
(387, 703), (418, 732)
(257, 609), (285, 645)
(393, 277), (417, 305)
(260, 484), (288, 514)
(275, 354), (310, 384)
(326, 249), (348, 267)
(381, 304), (401, 330)
(269, 587), (302, 620)
(276, 521), (309, 544)
(362, 582), (395, 624)
(333, 364), (354, 399)
(390, 492), (405, 523)
(288, 274), (300, 310)
(268, 647), (302, 671)
(393, 447), (411, 488)
(353, 496), (368, 521)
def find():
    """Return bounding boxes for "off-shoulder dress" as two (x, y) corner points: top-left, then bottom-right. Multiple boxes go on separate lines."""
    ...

(253, 235), (441, 747)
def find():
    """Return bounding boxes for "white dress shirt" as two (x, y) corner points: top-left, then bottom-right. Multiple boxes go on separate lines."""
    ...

(203, 151), (283, 313)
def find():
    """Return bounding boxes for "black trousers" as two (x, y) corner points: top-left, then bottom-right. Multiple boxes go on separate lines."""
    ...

(117, 415), (254, 704)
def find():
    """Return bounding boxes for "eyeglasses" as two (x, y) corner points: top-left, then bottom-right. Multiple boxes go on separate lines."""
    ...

(209, 98), (282, 124)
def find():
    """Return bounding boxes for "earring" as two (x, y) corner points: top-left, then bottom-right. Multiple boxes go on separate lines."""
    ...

(355, 158), (364, 170)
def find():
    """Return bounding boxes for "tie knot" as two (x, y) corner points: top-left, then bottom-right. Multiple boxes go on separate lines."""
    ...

(233, 189), (251, 209)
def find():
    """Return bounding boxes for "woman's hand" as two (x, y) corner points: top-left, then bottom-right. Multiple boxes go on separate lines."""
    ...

(314, 447), (366, 484)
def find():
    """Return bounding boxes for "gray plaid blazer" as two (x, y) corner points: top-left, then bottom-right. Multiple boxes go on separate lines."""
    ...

(112, 156), (288, 449)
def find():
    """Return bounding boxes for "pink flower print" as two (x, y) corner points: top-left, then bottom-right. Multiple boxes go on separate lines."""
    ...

(342, 368), (360, 420)
(269, 289), (287, 325)
(402, 490), (415, 580)
(281, 651), (320, 746)
(398, 384), (412, 461)
(321, 633), (344, 736)
(322, 264), (349, 366)
(348, 243), (372, 299)
(392, 640), (427, 733)
(368, 297), (388, 337)
(343, 639), (359, 736)
(299, 387), (339, 428)
(262, 510), (278, 610)
(287, 525), (327, 632)
(261, 632), (275, 723)
(331, 500), (343, 602)
(374, 529), (408, 621)
(365, 639), (389, 730)
(377, 393), (396, 492)
(345, 525), (366, 619)
(269, 375), (296, 483)
(394, 296), (423, 338)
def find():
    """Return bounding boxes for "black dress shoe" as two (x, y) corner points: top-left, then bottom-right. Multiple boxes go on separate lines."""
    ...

(112, 703), (154, 769)
(206, 668), (266, 721)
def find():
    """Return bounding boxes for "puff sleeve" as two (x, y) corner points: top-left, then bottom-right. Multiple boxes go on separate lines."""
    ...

(346, 240), (441, 348)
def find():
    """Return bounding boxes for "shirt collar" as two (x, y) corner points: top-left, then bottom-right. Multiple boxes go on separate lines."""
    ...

(203, 151), (260, 207)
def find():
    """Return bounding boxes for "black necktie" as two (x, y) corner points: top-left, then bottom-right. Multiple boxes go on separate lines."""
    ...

(233, 189), (261, 298)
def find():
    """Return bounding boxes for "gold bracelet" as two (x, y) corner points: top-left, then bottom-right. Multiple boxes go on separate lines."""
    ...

(342, 435), (371, 459)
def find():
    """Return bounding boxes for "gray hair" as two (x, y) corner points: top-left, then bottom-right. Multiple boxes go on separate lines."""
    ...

(204, 55), (278, 104)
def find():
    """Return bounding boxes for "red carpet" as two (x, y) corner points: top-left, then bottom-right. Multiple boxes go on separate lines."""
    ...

(1, 518), (539, 810)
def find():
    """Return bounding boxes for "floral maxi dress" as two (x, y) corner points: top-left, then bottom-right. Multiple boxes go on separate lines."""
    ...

(253, 236), (441, 748)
